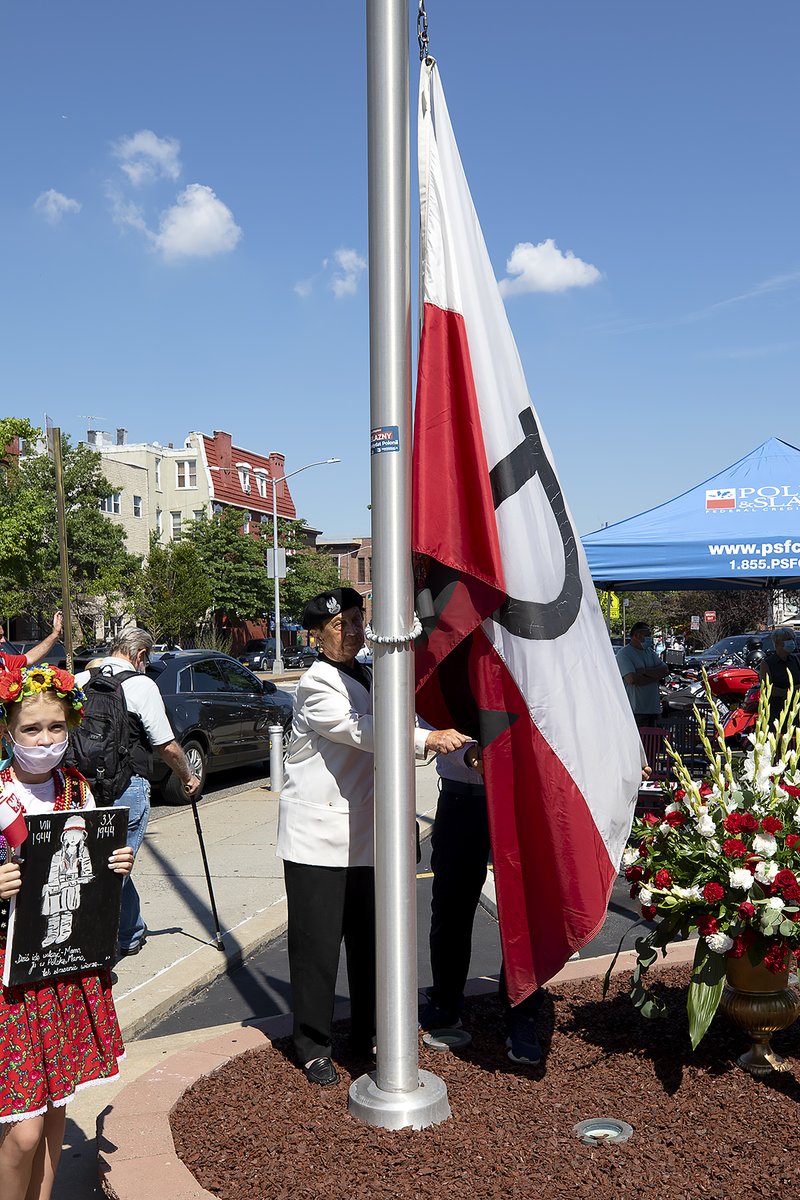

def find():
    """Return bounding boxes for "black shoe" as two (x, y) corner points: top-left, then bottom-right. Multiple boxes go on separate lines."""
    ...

(117, 925), (148, 958)
(506, 1014), (543, 1065)
(302, 1057), (339, 1086)
(418, 997), (462, 1031)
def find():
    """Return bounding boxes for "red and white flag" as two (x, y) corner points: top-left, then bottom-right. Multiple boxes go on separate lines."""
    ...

(412, 60), (643, 1002)
(0, 788), (27, 849)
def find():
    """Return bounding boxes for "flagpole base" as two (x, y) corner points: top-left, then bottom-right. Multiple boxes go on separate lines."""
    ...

(348, 1070), (451, 1131)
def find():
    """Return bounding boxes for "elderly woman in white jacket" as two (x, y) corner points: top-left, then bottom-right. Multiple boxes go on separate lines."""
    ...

(277, 587), (467, 1086)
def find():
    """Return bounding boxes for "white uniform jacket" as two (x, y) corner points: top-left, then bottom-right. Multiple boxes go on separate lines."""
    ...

(277, 658), (429, 868)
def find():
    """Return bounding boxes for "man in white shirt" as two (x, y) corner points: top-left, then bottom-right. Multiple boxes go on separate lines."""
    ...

(616, 622), (669, 727)
(76, 628), (200, 956)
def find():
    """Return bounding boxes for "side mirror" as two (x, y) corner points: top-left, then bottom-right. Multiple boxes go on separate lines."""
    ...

(262, 679), (277, 694)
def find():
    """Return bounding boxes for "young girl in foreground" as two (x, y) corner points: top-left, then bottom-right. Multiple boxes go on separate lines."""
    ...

(0, 665), (133, 1200)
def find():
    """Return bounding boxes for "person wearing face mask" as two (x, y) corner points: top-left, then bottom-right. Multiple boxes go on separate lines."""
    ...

(277, 588), (469, 1086)
(616, 622), (669, 727)
(0, 664), (133, 1200)
(758, 627), (800, 731)
(75, 629), (200, 958)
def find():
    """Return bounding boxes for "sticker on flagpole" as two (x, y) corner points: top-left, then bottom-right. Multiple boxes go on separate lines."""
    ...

(371, 426), (400, 455)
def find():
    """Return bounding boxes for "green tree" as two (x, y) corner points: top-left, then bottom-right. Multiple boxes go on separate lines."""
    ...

(281, 550), (342, 620)
(0, 429), (139, 637)
(186, 507), (272, 621)
(133, 534), (212, 643)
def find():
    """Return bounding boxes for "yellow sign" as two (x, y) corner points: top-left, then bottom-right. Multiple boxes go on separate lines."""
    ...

(597, 590), (620, 619)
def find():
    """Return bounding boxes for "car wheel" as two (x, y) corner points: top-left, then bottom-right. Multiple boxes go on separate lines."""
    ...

(164, 739), (207, 805)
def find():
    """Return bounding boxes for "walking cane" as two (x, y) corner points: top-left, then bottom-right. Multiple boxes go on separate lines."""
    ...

(185, 781), (225, 952)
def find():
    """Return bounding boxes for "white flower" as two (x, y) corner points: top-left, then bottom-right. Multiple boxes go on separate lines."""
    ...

(665, 802), (682, 814)
(754, 860), (779, 884)
(706, 932), (734, 954)
(696, 813), (716, 838)
(659, 822), (671, 836)
(753, 833), (777, 858)
(767, 897), (785, 912)
(639, 887), (653, 907)
(674, 885), (704, 901)
(705, 839), (721, 857)
(795, 803), (800, 823)
(622, 847), (639, 868)
(728, 868), (755, 891)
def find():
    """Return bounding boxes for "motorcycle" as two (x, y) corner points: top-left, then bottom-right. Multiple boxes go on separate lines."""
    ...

(722, 684), (760, 747)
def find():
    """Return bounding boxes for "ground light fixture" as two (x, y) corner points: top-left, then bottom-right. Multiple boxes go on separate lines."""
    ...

(573, 1118), (634, 1146)
(421, 1029), (472, 1052)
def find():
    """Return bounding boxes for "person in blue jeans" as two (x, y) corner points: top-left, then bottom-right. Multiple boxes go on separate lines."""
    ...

(420, 743), (545, 1066)
(76, 628), (200, 955)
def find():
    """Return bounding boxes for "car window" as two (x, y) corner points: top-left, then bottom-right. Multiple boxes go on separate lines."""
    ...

(177, 667), (192, 693)
(190, 659), (228, 694)
(242, 640), (266, 652)
(219, 661), (260, 693)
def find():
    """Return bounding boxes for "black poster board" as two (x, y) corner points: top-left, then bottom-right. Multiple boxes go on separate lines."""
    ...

(3, 808), (128, 988)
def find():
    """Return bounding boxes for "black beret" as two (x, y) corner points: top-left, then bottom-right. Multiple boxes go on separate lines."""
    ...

(302, 587), (364, 630)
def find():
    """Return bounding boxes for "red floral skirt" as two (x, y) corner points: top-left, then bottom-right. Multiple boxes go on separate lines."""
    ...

(0, 970), (125, 1123)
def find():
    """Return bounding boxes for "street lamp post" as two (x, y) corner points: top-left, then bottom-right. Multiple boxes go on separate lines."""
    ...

(270, 458), (340, 674)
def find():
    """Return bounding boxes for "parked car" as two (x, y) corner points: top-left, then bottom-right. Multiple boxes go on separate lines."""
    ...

(685, 632), (775, 670)
(4, 640), (69, 667)
(238, 638), (277, 671)
(145, 650), (294, 804)
(283, 646), (319, 669)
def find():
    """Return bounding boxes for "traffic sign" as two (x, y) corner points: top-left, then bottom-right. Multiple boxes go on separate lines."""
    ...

(704, 611), (716, 623)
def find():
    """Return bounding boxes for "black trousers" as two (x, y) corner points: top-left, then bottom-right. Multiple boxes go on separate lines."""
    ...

(283, 860), (376, 1063)
(429, 783), (539, 1018)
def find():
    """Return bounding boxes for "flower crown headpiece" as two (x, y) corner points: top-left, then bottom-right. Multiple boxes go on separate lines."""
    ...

(0, 664), (85, 725)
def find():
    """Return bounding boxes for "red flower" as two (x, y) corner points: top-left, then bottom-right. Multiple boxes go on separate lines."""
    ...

(696, 915), (718, 936)
(703, 882), (725, 903)
(674, 788), (686, 801)
(665, 811), (686, 828)
(49, 668), (76, 693)
(638, 841), (650, 858)
(625, 866), (644, 882)
(786, 834), (800, 849)
(724, 813), (744, 833)
(723, 838), (748, 859)
(629, 884), (641, 899)
(699, 783), (713, 797)
(783, 784), (800, 798)
(727, 931), (754, 959)
(738, 901), (755, 919)
(0, 671), (23, 702)
(761, 816), (783, 834)
(740, 813), (758, 833)
(773, 869), (800, 903)
(654, 869), (672, 889)
(641, 813), (660, 826)
(763, 941), (790, 974)
(641, 905), (657, 920)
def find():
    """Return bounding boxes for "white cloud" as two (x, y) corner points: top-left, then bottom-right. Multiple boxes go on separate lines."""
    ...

(113, 130), (181, 186)
(498, 238), (602, 297)
(153, 184), (242, 262)
(33, 189), (81, 224)
(294, 278), (313, 298)
(330, 248), (367, 298)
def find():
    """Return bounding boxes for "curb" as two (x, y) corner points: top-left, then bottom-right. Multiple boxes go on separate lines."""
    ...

(98, 940), (698, 1199)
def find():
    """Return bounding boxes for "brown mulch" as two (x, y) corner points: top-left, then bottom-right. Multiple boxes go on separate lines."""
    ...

(170, 965), (800, 1200)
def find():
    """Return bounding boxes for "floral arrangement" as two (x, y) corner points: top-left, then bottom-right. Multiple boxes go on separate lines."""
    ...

(608, 673), (800, 1048)
(0, 664), (85, 725)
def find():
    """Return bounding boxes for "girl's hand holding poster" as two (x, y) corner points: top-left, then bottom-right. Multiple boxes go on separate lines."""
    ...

(3, 807), (128, 987)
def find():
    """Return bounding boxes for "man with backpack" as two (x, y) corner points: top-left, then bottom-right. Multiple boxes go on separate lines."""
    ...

(74, 627), (200, 957)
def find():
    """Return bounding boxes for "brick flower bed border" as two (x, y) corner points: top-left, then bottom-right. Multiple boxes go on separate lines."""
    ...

(97, 941), (697, 1200)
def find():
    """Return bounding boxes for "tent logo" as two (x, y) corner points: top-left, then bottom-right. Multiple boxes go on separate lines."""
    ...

(706, 488), (736, 510)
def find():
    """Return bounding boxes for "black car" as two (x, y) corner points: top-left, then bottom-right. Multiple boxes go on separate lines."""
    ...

(145, 650), (294, 803)
(685, 632), (775, 670)
(238, 638), (277, 672)
(283, 646), (319, 669)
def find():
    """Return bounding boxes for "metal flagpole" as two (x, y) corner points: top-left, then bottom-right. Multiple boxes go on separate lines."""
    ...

(50, 427), (74, 672)
(348, 0), (449, 1130)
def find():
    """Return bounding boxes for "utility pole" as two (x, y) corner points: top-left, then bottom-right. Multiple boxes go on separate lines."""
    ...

(49, 426), (74, 671)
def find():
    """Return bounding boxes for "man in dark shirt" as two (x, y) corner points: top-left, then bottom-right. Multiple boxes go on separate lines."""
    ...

(758, 627), (800, 730)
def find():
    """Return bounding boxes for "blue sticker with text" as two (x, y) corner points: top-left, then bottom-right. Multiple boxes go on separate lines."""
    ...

(370, 425), (400, 455)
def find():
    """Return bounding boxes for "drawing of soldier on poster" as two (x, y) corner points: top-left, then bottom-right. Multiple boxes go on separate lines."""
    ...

(41, 813), (95, 947)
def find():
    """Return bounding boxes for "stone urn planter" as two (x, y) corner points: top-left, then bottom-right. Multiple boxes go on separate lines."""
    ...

(719, 955), (800, 1076)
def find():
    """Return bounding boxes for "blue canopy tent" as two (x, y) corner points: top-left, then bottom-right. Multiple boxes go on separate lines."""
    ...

(582, 438), (800, 592)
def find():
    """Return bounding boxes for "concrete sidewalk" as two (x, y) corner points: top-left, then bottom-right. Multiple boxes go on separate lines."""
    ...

(54, 759), (444, 1199)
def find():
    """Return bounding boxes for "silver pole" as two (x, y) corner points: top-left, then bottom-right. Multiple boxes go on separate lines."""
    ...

(272, 478), (284, 675)
(349, 0), (449, 1130)
(268, 724), (284, 792)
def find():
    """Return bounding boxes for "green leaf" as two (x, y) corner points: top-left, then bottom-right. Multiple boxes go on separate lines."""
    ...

(779, 919), (796, 937)
(687, 940), (726, 1049)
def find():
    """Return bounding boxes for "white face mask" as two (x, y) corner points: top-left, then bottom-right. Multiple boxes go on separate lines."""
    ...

(9, 736), (69, 774)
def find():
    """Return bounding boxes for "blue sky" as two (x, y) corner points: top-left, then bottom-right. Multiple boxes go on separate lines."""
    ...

(2, 2), (798, 537)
